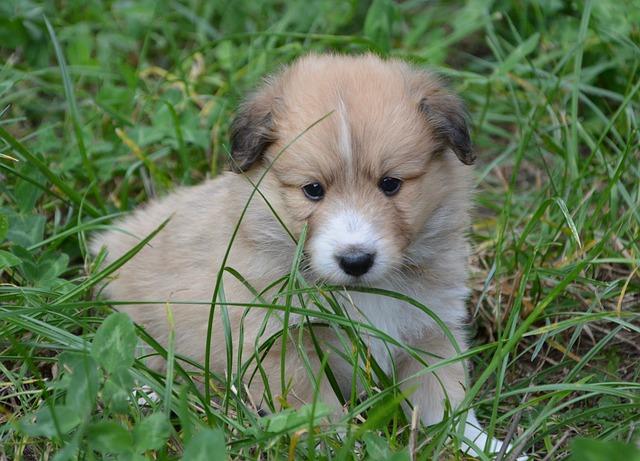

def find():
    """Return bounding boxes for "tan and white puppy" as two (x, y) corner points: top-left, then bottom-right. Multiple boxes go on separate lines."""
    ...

(93, 54), (514, 457)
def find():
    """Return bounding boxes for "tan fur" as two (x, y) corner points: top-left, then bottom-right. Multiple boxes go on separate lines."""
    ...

(92, 54), (513, 456)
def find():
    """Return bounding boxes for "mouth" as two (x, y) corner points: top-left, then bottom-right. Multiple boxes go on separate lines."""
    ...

(307, 256), (389, 286)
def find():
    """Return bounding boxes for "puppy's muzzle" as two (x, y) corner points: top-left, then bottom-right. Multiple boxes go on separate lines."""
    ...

(336, 249), (376, 277)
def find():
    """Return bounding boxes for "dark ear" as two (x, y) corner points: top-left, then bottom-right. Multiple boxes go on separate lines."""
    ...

(229, 86), (278, 172)
(418, 92), (474, 165)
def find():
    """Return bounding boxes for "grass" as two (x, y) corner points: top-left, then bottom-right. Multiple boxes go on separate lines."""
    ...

(1, 0), (639, 460)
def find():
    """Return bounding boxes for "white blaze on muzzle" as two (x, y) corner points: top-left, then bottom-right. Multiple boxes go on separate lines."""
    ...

(309, 209), (390, 283)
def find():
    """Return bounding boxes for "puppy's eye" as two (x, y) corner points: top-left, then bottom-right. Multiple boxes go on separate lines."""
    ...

(302, 182), (324, 201)
(379, 177), (402, 196)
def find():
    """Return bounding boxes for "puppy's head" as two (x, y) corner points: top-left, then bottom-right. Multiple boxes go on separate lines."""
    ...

(230, 54), (473, 285)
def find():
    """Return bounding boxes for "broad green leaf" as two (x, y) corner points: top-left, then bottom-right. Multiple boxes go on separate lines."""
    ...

(570, 438), (640, 461)
(63, 23), (94, 66)
(0, 80), (13, 97)
(181, 428), (226, 461)
(0, 250), (21, 269)
(364, 432), (411, 461)
(22, 252), (70, 283)
(133, 413), (171, 451)
(14, 163), (45, 213)
(2, 210), (45, 247)
(60, 352), (101, 416)
(51, 438), (79, 461)
(259, 403), (332, 433)
(16, 405), (81, 438)
(103, 369), (135, 414)
(92, 312), (137, 373)
(86, 421), (134, 454)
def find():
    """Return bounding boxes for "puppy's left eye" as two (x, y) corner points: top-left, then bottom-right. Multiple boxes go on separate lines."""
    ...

(379, 177), (402, 196)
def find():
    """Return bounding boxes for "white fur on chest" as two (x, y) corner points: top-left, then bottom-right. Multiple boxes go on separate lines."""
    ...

(338, 280), (468, 375)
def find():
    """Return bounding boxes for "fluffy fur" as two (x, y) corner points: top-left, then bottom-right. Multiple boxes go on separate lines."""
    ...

(92, 54), (514, 457)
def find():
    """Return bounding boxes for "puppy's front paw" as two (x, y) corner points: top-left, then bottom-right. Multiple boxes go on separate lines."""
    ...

(461, 434), (528, 460)
(462, 411), (529, 460)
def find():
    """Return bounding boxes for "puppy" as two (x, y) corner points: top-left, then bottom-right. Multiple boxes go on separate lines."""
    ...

(92, 54), (514, 457)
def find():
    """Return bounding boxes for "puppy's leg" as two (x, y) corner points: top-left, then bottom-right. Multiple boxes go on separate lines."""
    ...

(397, 333), (467, 426)
(398, 332), (516, 458)
(462, 409), (522, 458)
(244, 333), (343, 417)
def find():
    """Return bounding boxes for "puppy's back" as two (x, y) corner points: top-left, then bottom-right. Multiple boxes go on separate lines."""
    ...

(91, 174), (245, 311)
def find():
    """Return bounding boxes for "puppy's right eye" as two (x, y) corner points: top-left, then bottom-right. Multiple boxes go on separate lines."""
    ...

(302, 182), (324, 201)
(379, 176), (402, 196)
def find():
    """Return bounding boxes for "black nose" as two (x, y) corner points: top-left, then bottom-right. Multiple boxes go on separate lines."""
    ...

(337, 251), (375, 277)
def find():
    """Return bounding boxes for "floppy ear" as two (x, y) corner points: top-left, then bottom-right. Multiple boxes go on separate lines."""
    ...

(229, 82), (278, 172)
(418, 90), (474, 165)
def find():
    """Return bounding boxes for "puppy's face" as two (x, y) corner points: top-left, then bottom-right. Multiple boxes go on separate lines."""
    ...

(230, 54), (473, 285)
